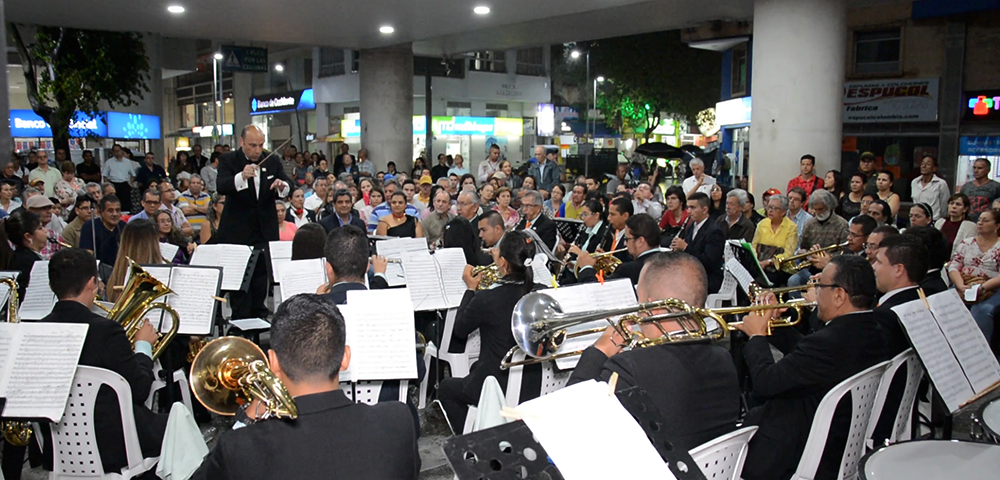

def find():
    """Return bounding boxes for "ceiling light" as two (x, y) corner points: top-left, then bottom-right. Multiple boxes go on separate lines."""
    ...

(379, 25), (395, 34)
(474, 6), (491, 15)
(570, 50), (581, 59)
(274, 64), (284, 72)
(167, 5), (185, 14)
(213, 53), (223, 60)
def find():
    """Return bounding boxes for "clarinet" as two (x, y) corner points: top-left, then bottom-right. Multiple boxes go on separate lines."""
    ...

(556, 226), (586, 279)
(669, 215), (692, 249)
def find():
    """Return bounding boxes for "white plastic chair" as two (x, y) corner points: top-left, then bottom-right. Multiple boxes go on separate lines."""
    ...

(145, 363), (193, 414)
(689, 426), (759, 480)
(49, 366), (159, 479)
(504, 350), (572, 407)
(421, 308), (481, 408)
(351, 380), (409, 405)
(866, 349), (924, 447)
(791, 360), (891, 480)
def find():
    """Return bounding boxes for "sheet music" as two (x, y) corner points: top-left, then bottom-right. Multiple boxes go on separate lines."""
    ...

(190, 244), (253, 291)
(277, 259), (327, 303)
(18, 261), (56, 320)
(543, 279), (638, 370)
(892, 300), (975, 413)
(725, 257), (755, 294)
(517, 380), (674, 480)
(0, 271), (18, 313)
(159, 242), (179, 263)
(530, 253), (555, 287)
(0, 322), (89, 420)
(401, 248), (467, 311)
(165, 266), (222, 335)
(927, 290), (1000, 394)
(376, 237), (428, 286)
(342, 290), (418, 380)
(228, 318), (271, 331)
(268, 241), (293, 283)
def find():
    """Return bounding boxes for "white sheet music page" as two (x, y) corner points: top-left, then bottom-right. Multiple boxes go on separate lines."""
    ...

(725, 257), (755, 294)
(891, 300), (975, 413)
(401, 248), (468, 311)
(0, 271), (18, 314)
(376, 237), (428, 287)
(268, 241), (293, 283)
(190, 244), (253, 291)
(159, 242), (179, 263)
(165, 266), (222, 335)
(530, 253), (555, 288)
(0, 322), (89, 420)
(18, 261), (56, 320)
(277, 259), (328, 303)
(343, 289), (418, 380)
(544, 279), (638, 370)
(927, 290), (1000, 394)
(517, 380), (674, 480)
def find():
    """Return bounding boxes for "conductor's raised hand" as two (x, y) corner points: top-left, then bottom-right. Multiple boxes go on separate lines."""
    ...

(270, 178), (287, 192)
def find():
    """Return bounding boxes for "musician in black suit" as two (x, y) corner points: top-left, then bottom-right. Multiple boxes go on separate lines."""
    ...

(600, 195), (633, 263)
(190, 295), (420, 480)
(904, 226), (950, 295)
(216, 125), (292, 318)
(515, 189), (557, 250)
(438, 231), (543, 431)
(317, 225), (389, 305)
(577, 213), (661, 286)
(569, 251), (741, 450)
(561, 199), (610, 284)
(671, 192), (725, 293)
(735, 255), (890, 480)
(39, 249), (166, 474)
(478, 210), (506, 250)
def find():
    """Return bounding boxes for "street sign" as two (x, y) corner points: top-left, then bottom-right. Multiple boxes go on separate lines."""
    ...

(220, 45), (268, 73)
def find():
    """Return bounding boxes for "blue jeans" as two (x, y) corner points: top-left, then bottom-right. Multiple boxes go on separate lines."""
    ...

(784, 270), (812, 299)
(969, 293), (1000, 341)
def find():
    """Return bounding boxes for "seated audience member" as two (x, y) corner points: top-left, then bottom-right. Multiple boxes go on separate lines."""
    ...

(752, 194), (799, 276)
(421, 187), (455, 247)
(190, 294), (419, 480)
(319, 189), (367, 233)
(717, 188), (755, 243)
(935, 193), (976, 254)
(867, 199), (891, 226)
(569, 251), (741, 450)
(275, 200), (298, 242)
(670, 192), (724, 293)
(904, 226), (950, 295)
(154, 209), (196, 264)
(949, 208), (1000, 340)
(62, 195), (95, 248)
(376, 192), (424, 239)
(577, 213), (662, 286)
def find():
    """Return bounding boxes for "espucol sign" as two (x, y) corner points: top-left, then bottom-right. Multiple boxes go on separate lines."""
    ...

(842, 78), (939, 123)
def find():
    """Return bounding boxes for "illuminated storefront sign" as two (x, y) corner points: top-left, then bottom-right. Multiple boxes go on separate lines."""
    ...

(250, 89), (316, 116)
(10, 109), (162, 139)
(340, 116), (524, 137)
(964, 90), (1000, 121)
(843, 78), (939, 123)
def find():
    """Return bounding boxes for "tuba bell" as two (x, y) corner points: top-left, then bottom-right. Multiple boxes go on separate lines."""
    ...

(190, 337), (297, 420)
(1, 278), (33, 447)
(104, 258), (181, 361)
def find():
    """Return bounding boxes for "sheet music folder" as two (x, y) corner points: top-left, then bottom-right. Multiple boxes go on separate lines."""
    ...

(134, 265), (223, 336)
(189, 243), (254, 291)
(0, 322), (89, 420)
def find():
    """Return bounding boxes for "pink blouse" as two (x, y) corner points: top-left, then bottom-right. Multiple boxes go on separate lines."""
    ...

(949, 236), (1000, 278)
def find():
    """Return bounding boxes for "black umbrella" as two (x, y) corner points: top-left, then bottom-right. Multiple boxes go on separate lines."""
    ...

(634, 142), (696, 161)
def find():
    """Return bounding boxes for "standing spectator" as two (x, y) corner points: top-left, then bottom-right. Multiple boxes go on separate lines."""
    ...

(54, 161), (86, 217)
(337, 153), (360, 184)
(168, 151), (197, 179)
(178, 175), (211, 234)
(313, 157), (331, 178)
(200, 153), (219, 193)
(292, 152), (312, 187)
(101, 144), (136, 212)
(960, 158), (1000, 221)
(786, 187), (813, 240)
(28, 150), (61, 196)
(478, 144), (502, 184)
(858, 151), (879, 195)
(936, 193), (976, 254)
(682, 158), (715, 198)
(190, 144), (209, 170)
(448, 155), (470, 177)
(632, 182), (663, 221)
(62, 195), (94, 248)
(355, 148), (376, 179)
(274, 201), (298, 242)
(910, 155), (950, 220)
(76, 150), (102, 183)
(431, 153), (451, 181)
(840, 173), (866, 219)
(785, 154), (824, 202)
(280, 146), (297, 178)
(527, 146), (561, 197)
(607, 163), (630, 194)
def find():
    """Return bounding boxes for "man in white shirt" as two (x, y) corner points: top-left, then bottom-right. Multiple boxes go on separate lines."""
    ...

(101, 144), (136, 212)
(910, 154), (950, 220)
(303, 175), (329, 212)
(477, 144), (502, 183)
(200, 154), (219, 193)
(28, 150), (62, 197)
(682, 158), (715, 198)
(632, 182), (663, 220)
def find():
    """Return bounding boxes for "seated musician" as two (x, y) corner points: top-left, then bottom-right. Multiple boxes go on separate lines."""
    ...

(904, 226), (950, 295)
(784, 190), (850, 289)
(559, 199), (609, 284)
(670, 192), (724, 293)
(575, 213), (661, 286)
(568, 251), (741, 450)
(735, 255), (890, 480)
(40, 248), (167, 474)
(190, 295), (420, 480)
(316, 225), (389, 304)
(478, 210), (506, 250)
(438, 231), (542, 431)
(601, 195), (633, 263)
(515, 190), (557, 250)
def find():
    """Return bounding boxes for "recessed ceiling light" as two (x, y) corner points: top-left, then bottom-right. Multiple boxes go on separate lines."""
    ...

(167, 5), (185, 14)
(570, 50), (581, 59)
(379, 25), (395, 34)
(474, 6), (491, 15)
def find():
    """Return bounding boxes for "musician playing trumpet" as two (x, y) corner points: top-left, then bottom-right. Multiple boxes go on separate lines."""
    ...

(576, 214), (662, 286)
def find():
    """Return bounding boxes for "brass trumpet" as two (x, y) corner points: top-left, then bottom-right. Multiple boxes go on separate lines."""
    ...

(472, 263), (501, 290)
(100, 259), (181, 361)
(749, 282), (816, 303)
(1, 278), (32, 447)
(772, 241), (848, 274)
(190, 337), (297, 420)
(574, 248), (628, 277)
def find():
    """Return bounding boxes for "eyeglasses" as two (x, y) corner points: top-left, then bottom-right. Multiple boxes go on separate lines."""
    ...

(578, 211), (594, 219)
(864, 242), (880, 250)
(813, 283), (842, 292)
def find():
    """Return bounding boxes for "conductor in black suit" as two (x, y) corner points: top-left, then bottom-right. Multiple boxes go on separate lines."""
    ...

(216, 125), (292, 318)
(671, 192), (724, 293)
(569, 251), (741, 450)
(735, 255), (890, 480)
(190, 294), (420, 480)
(577, 213), (662, 286)
(40, 249), (167, 474)
(515, 189), (557, 250)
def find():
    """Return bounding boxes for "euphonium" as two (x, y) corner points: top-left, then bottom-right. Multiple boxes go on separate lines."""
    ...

(1, 278), (33, 447)
(190, 337), (297, 420)
(575, 248), (628, 277)
(472, 263), (501, 290)
(106, 258), (181, 361)
(772, 241), (849, 274)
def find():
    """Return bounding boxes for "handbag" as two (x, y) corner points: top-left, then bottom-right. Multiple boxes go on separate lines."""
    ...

(962, 273), (994, 304)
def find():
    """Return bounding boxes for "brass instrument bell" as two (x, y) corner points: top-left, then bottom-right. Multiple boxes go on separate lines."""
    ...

(190, 337), (297, 419)
(472, 263), (501, 290)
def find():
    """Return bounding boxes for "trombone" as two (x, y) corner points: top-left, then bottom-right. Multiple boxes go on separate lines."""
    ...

(499, 291), (814, 369)
(190, 337), (297, 420)
(1, 278), (32, 447)
(772, 241), (848, 274)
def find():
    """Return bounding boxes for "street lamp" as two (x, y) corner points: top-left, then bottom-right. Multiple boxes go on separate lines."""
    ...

(569, 48), (591, 175)
(593, 76), (605, 144)
(212, 52), (224, 144)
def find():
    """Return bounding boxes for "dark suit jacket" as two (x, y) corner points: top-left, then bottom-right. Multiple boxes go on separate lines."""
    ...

(216, 148), (293, 246)
(560, 221), (611, 284)
(683, 219), (725, 293)
(870, 287), (920, 447)
(318, 213), (367, 233)
(323, 278), (390, 305)
(527, 160), (561, 194)
(599, 228), (632, 263)
(569, 342), (741, 451)
(41, 301), (166, 473)
(8, 246), (41, 299)
(717, 214), (755, 243)
(742, 311), (890, 480)
(190, 390), (419, 480)
(578, 248), (660, 286)
(516, 213), (557, 251)
(920, 269), (947, 295)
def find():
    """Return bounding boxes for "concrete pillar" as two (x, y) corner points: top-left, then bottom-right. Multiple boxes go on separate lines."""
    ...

(937, 21), (966, 188)
(233, 72), (253, 141)
(360, 44), (414, 172)
(0, 1), (11, 161)
(748, 0), (846, 195)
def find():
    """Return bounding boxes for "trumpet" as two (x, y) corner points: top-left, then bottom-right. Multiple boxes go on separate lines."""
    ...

(499, 292), (813, 369)
(98, 259), (180, 361)
(749, 282), (816, 303)
(472, 263), (501, 290)
(190, 337), (297, 420)
(772, 242), (848, 274)
(577, 248), (628, 276)
(1, 278), (32, 447)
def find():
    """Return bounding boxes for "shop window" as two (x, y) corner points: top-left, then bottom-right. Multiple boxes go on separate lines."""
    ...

(853, 29), (901, 75)
(469, 50), (506, 74)
(352, 51), (360, 73)
(446, 101), (472, 117)
(731, 44), (748, 97)
(319, 47), (346, 77)
(515, 47), (546, 77)
(485, 103), (508, 118)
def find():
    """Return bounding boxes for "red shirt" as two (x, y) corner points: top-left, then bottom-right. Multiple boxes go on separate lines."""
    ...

(659, 209), (690, 229)
(786, 175), (825, 200)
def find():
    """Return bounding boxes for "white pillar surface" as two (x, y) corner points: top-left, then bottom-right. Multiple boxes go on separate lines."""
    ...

(360, 44), (414, 173)
(749, 0), (846, 196)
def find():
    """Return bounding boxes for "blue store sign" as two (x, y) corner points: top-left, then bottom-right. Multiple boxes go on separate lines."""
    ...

(961, 136), (1000, 156)
(107, 112), (161, 140)
(250, 89), (315, 116)
(9, 109), (107, 138)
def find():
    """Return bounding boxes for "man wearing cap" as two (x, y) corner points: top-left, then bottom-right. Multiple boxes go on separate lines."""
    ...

(28, 150), (61, 197)
(26, 195), (66, 259)
(417, 175), (433, 206)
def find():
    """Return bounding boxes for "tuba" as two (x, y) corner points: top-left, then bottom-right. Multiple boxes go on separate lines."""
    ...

(472, 263), (501, 290)
(101, 258), (181, 361)
(190, 337), (297, 420)
(1, 278), (33, 447)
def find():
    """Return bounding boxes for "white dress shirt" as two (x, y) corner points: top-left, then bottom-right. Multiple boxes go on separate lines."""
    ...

(682, 174), (716, 196)
(102, 156), (136, 183)
(233, 164), (290, 199)
(910, 175), (950, 220)
(878, 285), (919, 307)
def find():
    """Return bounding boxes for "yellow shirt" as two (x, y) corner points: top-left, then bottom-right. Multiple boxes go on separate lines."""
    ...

(752, 216), (799, 257)
(564, 201), (585, 220)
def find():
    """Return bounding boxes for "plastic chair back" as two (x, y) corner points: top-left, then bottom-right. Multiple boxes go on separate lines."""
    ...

(866, 349), (924, 446)
(689, 426), (759, 480)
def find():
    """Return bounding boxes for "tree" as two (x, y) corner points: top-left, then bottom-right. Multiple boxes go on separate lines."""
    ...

(10, 24), (150, 154)
(588, 30), (721, 141)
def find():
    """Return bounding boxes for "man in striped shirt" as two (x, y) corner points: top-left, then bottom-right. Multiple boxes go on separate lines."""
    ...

(178, 174), (211, 234)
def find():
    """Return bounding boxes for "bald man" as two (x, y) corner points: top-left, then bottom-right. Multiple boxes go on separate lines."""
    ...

(217, 125), (292, 318)
(568, 251), (741, 450)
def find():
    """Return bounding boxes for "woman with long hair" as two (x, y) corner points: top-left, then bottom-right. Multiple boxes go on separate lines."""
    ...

(840, 173), (865, 219)
(876, 170), (900, 218)
(4, 210), (47, 299)
(478, 183), (495, 209)
(824, 170), (845, 199)
(358, 187), (383, 227)
(355, 178), (375, 210)
(543, 184), (566, 218)
(275, 201), (298, 241)
(935, 193), (977, 254)
(492, 186), (520, 229)
(107, 219), (164, 302)
(438, 231), (541, 430)
(200, 193), (224, 245)
(376, 191), (424, 238)
(709, 184), (727, 222)
(154, 210), (195, 264)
